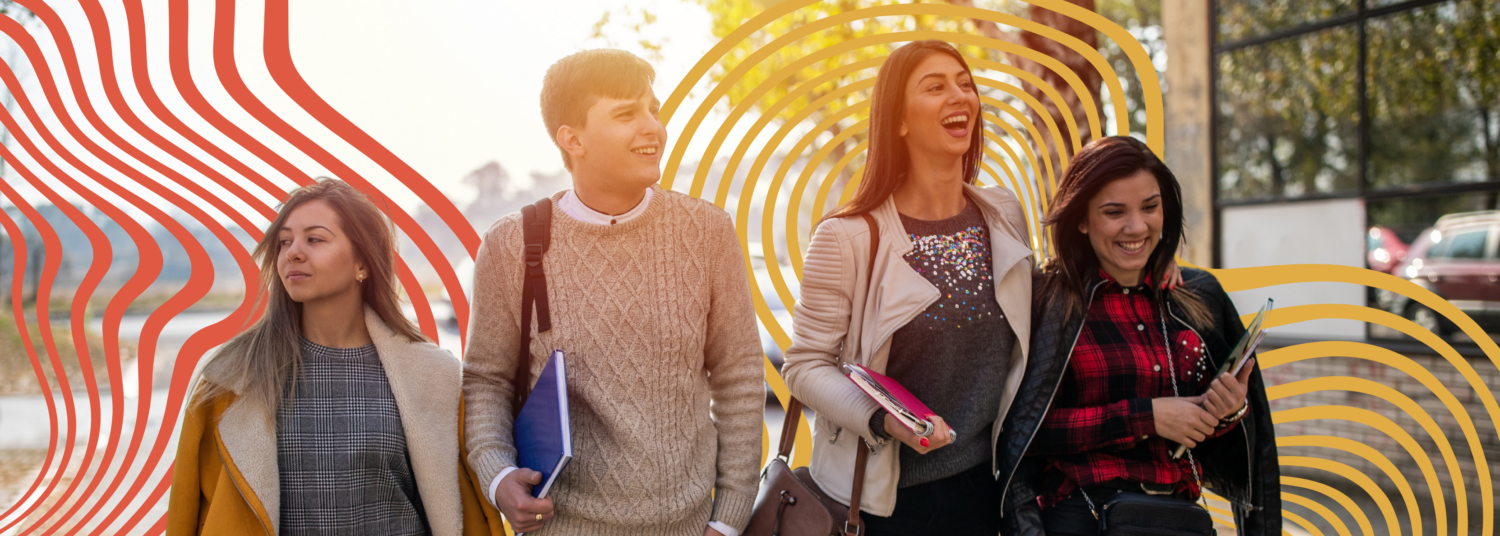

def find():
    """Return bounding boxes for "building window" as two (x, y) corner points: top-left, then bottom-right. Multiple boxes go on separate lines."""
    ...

(1213, 0), (1500, 344)
(1216, 26), (1359, 202)
(1368, 1), (1500, 191)
(1216, 0), (1355, 43)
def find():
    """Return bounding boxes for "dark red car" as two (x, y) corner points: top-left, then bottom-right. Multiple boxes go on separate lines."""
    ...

(1392, 211), (1500, 336)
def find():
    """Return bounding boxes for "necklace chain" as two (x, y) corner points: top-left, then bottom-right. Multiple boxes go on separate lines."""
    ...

(1080, 299), (1208, 518)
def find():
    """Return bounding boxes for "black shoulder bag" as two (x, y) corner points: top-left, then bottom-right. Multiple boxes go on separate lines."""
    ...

(1075, 303), (1217, 536)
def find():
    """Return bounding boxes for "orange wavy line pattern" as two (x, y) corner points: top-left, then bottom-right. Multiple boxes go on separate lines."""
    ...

(0, 2), (1494, 535)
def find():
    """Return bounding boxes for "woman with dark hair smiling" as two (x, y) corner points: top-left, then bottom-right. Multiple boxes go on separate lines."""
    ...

(167, 179), (490, 536)
(781, 40), (1035, 535)
(995, 136), (1281, 536)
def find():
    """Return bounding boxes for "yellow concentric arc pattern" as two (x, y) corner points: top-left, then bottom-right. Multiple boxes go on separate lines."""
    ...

(655, 1), (1497, 535)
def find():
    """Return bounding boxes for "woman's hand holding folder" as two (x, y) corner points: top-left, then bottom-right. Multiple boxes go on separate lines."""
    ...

(1203, 357), (1255, 421)
(1152, 397), (1219, 449)
(1161, 357), (1256, 456)
(844, 363), (954, 452)
(882, 412), (954, 454)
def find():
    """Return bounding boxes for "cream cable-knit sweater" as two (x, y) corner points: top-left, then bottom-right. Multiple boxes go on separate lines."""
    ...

(462, 186), (765, 536)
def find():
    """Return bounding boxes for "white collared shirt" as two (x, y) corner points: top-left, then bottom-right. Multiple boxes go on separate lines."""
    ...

(557, 188), (653, 225)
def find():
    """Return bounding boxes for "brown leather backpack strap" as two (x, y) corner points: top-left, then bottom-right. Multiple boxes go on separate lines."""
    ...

(776, 398), (803, 461)
(844, 439), (871, 535)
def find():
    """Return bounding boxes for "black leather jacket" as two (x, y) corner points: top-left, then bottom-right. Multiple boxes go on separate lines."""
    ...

(995, 268), (1281, 535)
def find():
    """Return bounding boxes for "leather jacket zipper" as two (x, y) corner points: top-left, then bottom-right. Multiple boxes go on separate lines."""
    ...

(999, 280), (1106, 514)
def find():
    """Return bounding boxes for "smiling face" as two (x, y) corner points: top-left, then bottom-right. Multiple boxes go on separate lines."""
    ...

(899, 53), (979, 161)
(1079, 170), (1164, 286)
(276, 199), (365, 305)
(561, 92), (667, 196)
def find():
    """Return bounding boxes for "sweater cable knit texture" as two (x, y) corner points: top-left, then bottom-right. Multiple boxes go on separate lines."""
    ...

(462, 186), (764, 536)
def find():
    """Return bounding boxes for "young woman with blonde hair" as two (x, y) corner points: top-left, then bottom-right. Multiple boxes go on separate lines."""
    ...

(168, 179), (491, 535)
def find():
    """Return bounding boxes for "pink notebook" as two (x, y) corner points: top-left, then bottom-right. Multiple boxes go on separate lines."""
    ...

(843, 363), (937, 437)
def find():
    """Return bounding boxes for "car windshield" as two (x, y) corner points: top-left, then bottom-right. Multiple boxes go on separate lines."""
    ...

(1445, 229), (1489, 259)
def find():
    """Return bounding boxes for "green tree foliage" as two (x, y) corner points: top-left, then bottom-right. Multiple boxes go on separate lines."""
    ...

(590, 6), (667, 61)
(1368, 0), (1500, 191)
(690, 0), (984, 135)
(1096, 0), (1164, 137)
(1217, 24), (1360, 200)
(1215, 0), (1352, 44)
(1217, 0), (1500, 203)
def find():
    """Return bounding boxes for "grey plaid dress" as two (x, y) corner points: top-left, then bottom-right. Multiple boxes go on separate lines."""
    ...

(276, 339), (430, 536)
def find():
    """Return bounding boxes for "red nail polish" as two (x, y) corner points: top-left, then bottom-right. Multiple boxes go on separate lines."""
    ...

(919, 437), (929, 447)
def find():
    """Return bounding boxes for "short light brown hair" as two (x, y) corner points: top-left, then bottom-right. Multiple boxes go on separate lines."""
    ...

(540, 49), (655, 170)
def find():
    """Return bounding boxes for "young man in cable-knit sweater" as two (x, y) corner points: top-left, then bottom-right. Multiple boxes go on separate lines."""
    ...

(462, 49), (765, 536)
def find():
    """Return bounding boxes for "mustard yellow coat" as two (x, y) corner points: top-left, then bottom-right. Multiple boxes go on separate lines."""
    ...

(166, 308), (504, 535)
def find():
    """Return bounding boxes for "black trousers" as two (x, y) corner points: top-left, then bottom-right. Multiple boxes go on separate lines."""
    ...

(1041, 491), (1111, 536)
(860, 462), (1001, 536)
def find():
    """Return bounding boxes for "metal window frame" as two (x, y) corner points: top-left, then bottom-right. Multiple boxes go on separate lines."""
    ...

(1210, 0), (1500, 206)
(1209, 0), (1500, 222)
(1209, 0), (1500, 346)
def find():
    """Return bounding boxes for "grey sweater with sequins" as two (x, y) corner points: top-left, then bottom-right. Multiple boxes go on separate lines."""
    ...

(877, 200), (1018, 488)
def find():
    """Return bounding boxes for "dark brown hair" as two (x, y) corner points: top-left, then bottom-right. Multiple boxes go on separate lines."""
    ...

(826, 40), (983, 220)
(1040, 136), (1213, 327)
(196, 178), (427, 413)
(540, 49), (656, 170)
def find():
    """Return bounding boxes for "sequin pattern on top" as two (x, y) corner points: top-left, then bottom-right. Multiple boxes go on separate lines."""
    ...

(885, 198), (1017, 487)
(901, 220), (1004, 329)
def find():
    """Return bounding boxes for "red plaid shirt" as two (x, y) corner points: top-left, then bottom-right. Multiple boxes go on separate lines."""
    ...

(1031, 270), (1238, 508)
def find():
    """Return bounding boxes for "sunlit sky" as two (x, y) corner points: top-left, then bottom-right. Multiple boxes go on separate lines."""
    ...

(289, 0), (721, 210)
(0, 0), (723, 219)
(0, 0), (1139, 224)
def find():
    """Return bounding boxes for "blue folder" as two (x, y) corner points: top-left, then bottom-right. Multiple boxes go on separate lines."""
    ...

(514, 349), (572, 498)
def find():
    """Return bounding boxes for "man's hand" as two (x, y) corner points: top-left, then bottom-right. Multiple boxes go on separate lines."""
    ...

(704, 527), (725, 536)
(496, 468), (555, 533)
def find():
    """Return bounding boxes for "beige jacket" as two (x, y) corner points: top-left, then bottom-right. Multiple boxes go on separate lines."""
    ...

(782, 184), (1033, 517)
(170, 306), (482, 535)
